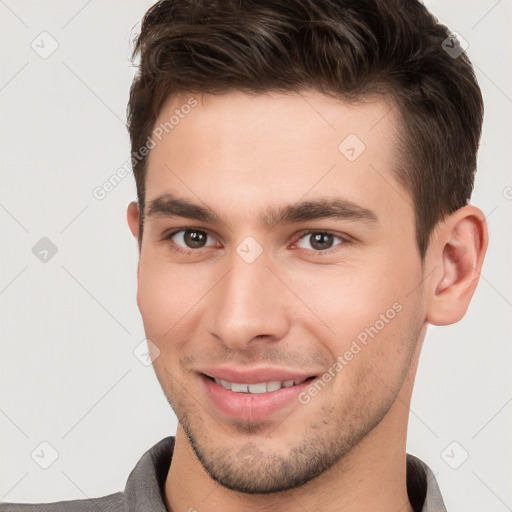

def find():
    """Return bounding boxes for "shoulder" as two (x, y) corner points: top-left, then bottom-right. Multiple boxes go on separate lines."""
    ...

(406, 453), (447, 512)
(0, 491), (124, 512)
(0, 436), (176, 512)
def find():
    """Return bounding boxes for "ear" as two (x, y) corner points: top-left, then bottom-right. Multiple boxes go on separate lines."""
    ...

(127, 201), (142, 264)
(425, 205), (488, 325)
(127, 201), (140, 239)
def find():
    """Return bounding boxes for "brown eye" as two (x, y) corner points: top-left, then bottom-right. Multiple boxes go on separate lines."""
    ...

(170, 229), (216, 249)
(296, 231), (344, 252)
(183, 230), (208, 248)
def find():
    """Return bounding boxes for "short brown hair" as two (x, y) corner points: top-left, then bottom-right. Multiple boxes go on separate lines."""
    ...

(127, 0), (483, 257)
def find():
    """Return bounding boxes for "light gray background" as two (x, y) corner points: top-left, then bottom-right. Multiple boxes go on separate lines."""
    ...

(1, 1), (510, 510)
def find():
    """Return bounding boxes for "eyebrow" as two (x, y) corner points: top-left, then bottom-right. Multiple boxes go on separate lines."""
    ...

(145, 193), (378, 227)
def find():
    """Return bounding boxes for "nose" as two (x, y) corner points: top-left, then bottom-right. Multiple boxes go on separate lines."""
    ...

(207, 248), (291, 350)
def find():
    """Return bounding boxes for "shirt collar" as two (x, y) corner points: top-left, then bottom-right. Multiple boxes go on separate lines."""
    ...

(124, 436), (446, 512)
(407, 453), (447, 512)
(124, 436), (174, 512)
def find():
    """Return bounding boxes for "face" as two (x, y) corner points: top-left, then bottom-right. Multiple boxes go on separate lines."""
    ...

(129, 90), (427, 493)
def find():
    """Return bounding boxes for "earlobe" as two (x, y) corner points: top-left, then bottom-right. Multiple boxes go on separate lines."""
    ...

(426, 205), (488, 326)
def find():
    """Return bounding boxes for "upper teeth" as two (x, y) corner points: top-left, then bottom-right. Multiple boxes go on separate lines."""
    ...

(214, 378), (307, 394)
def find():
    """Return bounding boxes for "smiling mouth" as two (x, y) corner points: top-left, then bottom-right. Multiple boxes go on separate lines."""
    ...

(202, 374), (317, 394)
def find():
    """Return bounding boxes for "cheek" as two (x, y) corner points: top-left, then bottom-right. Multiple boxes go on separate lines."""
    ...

(137, 266), (173, 334)
(289, 267), (402, 334)
(136, 258), (203, 348)
(286, 252), (423, 363)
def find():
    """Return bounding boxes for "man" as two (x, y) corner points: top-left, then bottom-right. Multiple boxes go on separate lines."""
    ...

(2, 0), (488, 511)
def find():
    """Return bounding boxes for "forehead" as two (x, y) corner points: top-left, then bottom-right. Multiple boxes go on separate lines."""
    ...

(144, 89), (411, 228)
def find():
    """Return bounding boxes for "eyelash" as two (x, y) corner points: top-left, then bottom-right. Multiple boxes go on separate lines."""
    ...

(162, 228), (350, 256)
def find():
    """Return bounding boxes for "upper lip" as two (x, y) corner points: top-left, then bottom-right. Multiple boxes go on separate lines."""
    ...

(199, 366), (317, 384)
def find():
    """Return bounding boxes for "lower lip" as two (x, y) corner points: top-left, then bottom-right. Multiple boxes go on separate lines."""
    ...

(201, 374), (314, 422)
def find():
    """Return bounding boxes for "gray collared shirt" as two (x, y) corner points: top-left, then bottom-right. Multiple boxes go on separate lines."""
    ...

(1, 436), (447, 511)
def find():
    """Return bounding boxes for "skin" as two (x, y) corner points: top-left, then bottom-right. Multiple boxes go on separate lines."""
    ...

(127, 89), (488, 512)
